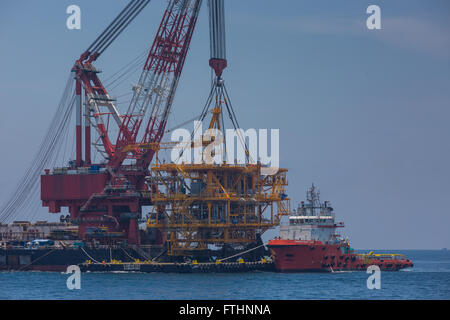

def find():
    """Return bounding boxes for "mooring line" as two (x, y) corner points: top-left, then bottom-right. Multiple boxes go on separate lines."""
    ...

(218, 244), (266, 262)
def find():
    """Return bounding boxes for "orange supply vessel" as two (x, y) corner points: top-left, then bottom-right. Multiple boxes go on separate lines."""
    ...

(267, 185), (413, 272)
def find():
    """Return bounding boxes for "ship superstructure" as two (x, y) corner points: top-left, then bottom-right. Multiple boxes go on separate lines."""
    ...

(280, 184), (343, 244)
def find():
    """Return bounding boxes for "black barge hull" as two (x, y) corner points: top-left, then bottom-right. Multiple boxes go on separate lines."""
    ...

(79, 261), (275, 273)
(0, 248), (135, 272)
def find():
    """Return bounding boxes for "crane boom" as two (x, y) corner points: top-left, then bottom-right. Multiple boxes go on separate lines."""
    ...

(110, 0), (203, 170)
(72, 0), (153, 162)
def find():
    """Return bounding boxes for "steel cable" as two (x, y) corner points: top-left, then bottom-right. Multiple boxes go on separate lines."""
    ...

(86, 0), (137, 53)
(0, 75), (76, 223)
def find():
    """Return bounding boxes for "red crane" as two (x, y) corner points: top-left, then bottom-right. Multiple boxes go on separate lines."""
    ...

(41, 0), (203, 245)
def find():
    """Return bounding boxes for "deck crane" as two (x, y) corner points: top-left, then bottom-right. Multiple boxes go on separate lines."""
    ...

(41, 0), (203, 244)
(73, 0), (152, 165)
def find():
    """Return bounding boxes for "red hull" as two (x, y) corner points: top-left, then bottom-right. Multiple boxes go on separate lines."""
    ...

(268, 239), (413, 272)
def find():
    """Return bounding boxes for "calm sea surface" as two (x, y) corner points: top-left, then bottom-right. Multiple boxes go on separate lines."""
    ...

(0, 250), (449, 300)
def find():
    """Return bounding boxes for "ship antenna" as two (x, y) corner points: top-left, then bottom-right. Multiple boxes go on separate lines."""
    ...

(307, 183), (321, 216)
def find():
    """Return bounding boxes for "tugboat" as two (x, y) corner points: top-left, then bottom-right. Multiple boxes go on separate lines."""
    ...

(268, 184), (413, 272)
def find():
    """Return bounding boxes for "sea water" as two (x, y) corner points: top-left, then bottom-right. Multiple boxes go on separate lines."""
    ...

(0, 250), (449, 300)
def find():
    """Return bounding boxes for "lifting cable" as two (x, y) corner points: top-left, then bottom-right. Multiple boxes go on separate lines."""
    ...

(85, 0), (151, 60)
(165, 114), (204, 134)
(222, 82), (253, 163)
(0, 75), (76, 223)
(98, 0), (151, 57)
(86, 0), (136, 53)
(183, 80), (253, 164)
(103, 49), (148, 88)
(175, 84), (216, 161)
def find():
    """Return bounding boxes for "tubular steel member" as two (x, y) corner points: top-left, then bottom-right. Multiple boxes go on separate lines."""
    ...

(84, 91), (91, 165)
(146, 161), (290, 257)
(75, 80), (83, 167)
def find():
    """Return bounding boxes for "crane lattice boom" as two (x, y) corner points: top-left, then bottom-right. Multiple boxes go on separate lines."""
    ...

(111, 0), (202, 170)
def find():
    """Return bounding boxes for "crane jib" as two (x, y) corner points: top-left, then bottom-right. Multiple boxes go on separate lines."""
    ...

(110, 0), (203, 170)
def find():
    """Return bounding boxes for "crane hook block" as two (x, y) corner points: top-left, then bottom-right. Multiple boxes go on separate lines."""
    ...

(208, 0), (227, 77)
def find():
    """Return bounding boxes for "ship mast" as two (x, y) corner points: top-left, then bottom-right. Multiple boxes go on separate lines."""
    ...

(306, 183), (320, 216)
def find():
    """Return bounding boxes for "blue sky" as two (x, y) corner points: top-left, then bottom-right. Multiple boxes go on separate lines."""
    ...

(0, 0), (449, 249)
